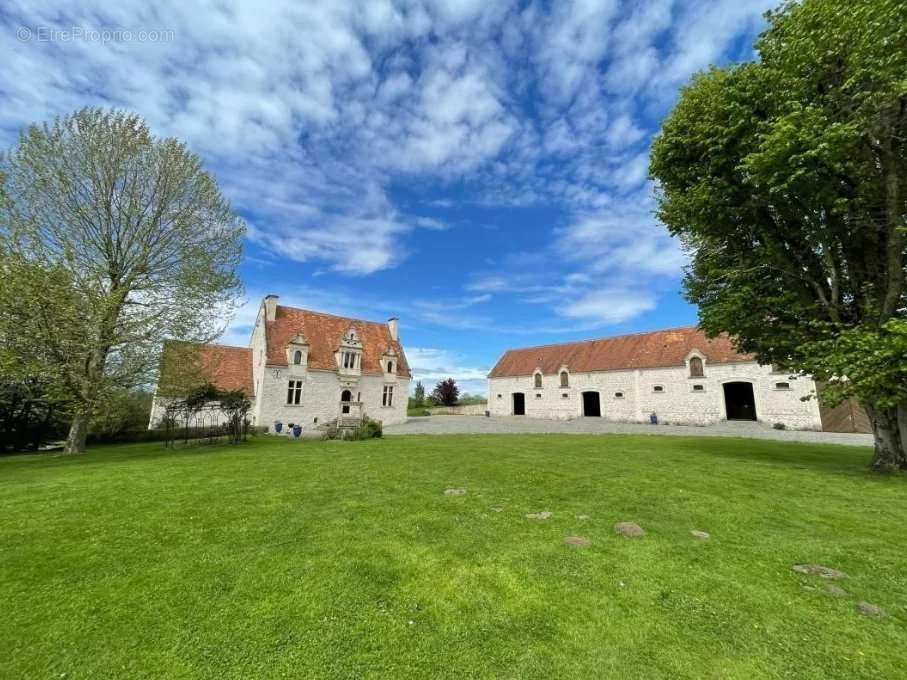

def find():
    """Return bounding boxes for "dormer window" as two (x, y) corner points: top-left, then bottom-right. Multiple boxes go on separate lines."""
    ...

(337, 326), (363, 372)
(689, 357), (704, 377)
(285, 333), (309, 369)
(560, 371), (569, 388)
(534, 372), (543, 389)
(343, 328), (361, 346)
(381, 346), (398, 376)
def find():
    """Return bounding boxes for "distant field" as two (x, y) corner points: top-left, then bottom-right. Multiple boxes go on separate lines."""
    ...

(1, 435), (904, 679)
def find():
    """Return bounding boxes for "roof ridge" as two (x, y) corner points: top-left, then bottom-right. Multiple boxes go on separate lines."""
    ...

(275, 304), (390, 329)
(164, 339), (250, 351)
(501, 324), (703, 354)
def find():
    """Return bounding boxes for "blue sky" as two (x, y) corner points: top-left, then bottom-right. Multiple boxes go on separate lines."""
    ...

(2, 0), (776, 394)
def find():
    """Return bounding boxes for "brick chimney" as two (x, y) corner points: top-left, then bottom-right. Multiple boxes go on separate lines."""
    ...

(264, 294), (278, 322)
(387, 317), (399, 341)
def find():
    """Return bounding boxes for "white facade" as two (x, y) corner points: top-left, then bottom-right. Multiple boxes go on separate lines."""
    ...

(150, 297), (410, 432)
(487, 360), (822, 430)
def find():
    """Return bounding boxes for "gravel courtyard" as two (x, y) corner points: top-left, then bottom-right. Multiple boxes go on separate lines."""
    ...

(386, 415), (873, 446)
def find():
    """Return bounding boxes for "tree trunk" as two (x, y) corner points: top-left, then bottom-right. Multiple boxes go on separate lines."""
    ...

(898, 401), (907, 467)
(63, 410), (91, 454)
(864, 403), (907, 472)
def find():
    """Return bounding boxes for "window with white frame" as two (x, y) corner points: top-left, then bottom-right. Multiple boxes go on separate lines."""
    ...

(534, 372), (542, 389)
(286, 380), (302, 405)
(293, 350), (303, 365)
(382, 385), (394, 407)
(560, 371), (569, 387)
(342, 351), (360, 369)
(689, 356), (704, 377)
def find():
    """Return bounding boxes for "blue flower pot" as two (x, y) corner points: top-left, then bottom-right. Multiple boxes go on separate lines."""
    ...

(274, 422), (283, 433)
(292, 425), (302, 438)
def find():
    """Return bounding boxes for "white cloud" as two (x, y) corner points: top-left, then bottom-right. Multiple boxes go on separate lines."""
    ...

(0, 0), (772, 324)
(562, 288), (656, 324)
(405, 347), (489, 395)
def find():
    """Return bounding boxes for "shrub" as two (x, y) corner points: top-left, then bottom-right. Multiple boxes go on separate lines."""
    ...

(323, 417), (383, 441)
(773, 422), (787, 430)
(87, 425), (266, 444)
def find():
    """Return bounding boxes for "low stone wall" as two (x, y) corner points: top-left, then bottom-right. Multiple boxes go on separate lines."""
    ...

(427, 403), (488, 416)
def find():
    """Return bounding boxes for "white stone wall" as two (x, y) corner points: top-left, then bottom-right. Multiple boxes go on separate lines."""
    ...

(148, 397), (233, 428)
(487, 361), (822, 430)
(250, 304), (268, 426)
(256, 366), (410, 432)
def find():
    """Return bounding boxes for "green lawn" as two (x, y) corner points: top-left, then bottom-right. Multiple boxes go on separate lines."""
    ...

(1, 435), (905, 679)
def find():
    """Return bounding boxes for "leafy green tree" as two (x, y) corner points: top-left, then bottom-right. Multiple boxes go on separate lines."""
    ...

(413, 380), (425, 407)
(650, 0), (907, 470)
(90, 389), (155, 436)
(0, 258), (72, 451)
(0, 108), (244, 454)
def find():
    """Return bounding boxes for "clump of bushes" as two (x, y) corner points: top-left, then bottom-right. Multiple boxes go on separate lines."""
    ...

(773, 422), (787, 430)
(323, 417), (383, 441)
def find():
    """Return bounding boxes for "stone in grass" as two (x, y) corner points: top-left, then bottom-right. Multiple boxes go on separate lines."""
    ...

(824, 584), (848, 598)
(855, 601), (886, 618)
(613, 522), (645, 537)
(490, 507), (504, 513)
(802, 583), (849, 598)
(576, 514), (590, 520)
(444, 488), (466, 496)
(525, 511), (552, 520)
(564, 536), (591, 547)
(791, 564), (848, 580)
(690, 530), (711, 540)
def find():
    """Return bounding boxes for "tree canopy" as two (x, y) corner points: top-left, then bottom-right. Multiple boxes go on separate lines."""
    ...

(431, 378), (460, 407)
(650, 0), (907, 470)
(0, 108), (244, 453)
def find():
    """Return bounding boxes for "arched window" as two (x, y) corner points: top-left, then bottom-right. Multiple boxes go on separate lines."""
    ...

(293, 350), (302, 365)
(387, 361), (394, 373)
(689, 357), (704, 377)
(534, 373), (542, 389)
(560, 371), (569, 387)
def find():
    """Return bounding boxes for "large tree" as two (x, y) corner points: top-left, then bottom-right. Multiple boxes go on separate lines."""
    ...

(650, 0), (907, 470)
(431, 378), (460, 407)
(0, 108), (244, 454)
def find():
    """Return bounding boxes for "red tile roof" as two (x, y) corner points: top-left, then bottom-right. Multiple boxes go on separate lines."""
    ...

(488, 326), (751, 377)
(266, 305), (411, 377)
(159, 342), (254, 395)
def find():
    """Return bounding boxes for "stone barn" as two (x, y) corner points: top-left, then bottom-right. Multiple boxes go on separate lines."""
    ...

(487, 327), (826, 430)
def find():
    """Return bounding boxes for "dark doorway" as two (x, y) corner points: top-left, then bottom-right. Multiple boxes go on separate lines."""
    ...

(723, 382), (757, 420)
(582, 391), (601, 417)
(513, 393), (526, 416)
(341, 389), (352, 414)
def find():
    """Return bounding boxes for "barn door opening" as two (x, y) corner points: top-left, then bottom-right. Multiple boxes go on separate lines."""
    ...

(512, 393), (526, 416)
(582, 391), (601, 417)
(723, 382), (756, 421)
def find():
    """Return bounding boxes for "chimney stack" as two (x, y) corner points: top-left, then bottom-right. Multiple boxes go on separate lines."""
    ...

(387, 317), (399, 341)
(264, 294), (279, 322)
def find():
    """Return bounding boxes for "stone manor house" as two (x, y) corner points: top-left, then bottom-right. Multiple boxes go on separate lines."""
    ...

(487, 326), (865, 431)
(149, 295), (411, 430)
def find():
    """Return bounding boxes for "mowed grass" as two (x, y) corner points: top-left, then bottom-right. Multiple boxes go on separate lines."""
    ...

(1, 435), (905, 679)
